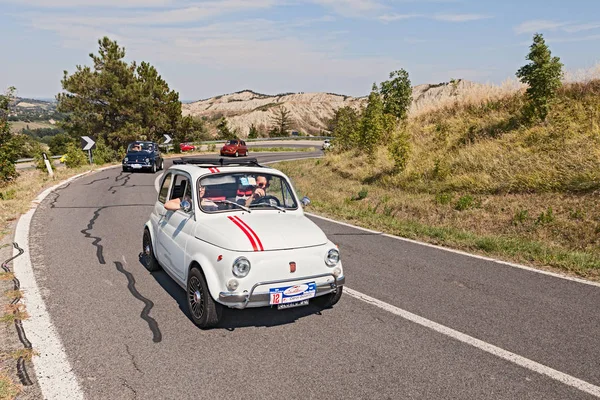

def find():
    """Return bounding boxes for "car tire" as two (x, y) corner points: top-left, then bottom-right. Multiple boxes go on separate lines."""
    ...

(151, 163), (157, 173)
(187, 267), (222, 329)
(235, 151), (239, 157)
(314, 286), (343, 309)
(142, 229), (161, 272)
(159, 160), (164, 170)
(122, 167), (128, 172)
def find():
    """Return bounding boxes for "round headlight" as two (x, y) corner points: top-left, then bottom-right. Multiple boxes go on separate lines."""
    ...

(232, 257), (251, 277)
(325, 249), (340, 267)
(145, 158), (150, 163)
(124, 157), (128, 162)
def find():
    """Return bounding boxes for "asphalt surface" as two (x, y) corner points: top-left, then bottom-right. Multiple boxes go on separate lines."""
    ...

(27, 151), (600, 399)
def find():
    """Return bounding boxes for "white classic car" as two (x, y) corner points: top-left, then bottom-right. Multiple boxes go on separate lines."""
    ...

(143, 158), (345, 328)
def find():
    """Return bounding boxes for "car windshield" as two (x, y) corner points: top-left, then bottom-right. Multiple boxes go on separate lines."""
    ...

(197, 172), (298, 213)
(227, 140), (240, 145)
(127, 142), (153, 152)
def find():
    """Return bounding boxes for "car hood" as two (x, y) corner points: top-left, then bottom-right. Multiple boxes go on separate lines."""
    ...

(194, 212), (328, 252)
(125, 152), (151, 162)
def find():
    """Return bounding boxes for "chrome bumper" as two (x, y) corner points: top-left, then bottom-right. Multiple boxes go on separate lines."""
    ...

(218, 274), (345, 309)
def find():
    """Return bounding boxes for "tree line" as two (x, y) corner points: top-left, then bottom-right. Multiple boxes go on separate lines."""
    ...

(328, 33), (563, 172)
(0, 33), (563, 185)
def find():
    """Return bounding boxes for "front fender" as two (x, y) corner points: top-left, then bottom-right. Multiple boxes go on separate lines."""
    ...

(187, 251), (223, 302)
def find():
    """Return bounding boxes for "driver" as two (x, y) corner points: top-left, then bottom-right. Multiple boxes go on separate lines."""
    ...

(245, 175), (269, 207)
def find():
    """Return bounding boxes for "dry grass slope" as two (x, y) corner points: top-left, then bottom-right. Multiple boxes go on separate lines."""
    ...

(275, 79), (600, 279)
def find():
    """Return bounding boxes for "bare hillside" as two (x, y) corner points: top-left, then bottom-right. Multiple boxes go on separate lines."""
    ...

(182, 80), (493, 137)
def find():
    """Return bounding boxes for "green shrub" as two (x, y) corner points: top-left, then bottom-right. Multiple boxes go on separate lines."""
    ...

(0, 189), (16, 200)
(536, 207), (555, 224)
(455, 195), (475, 211)
(64, 143), (87, 168)
(92, 138), (118, 165)
(208, 143), (216, 152)
(356, 187), (368, 200)
(435, 193), (453, 205)
(513, 209), (529, 225)
(388, 128), (411, 173)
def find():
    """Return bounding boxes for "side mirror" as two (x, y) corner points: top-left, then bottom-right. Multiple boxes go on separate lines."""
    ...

(181, 200), (192, 213)
(301, 196), (311, 207)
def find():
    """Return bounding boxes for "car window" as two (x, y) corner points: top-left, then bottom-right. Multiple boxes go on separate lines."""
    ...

(198, 172), (298, 213)
(228, 140), (238, 145)
(170, 174), (193, 213)
(158, 173), (172, 203)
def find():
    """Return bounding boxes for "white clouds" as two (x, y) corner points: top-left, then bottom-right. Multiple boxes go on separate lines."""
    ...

(378, 13), (421, 22)
(310, 0), (383, 17)
(433, 13), (491, 22)
(0, 0), (173, 7)
(561, 22), (600, 33)
(378, 13), (490, 24)
(514, 20), (571, 35)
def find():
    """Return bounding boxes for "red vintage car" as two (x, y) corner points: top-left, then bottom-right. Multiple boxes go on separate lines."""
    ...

(180, 143), (196, 152)
(220, 139), (248, 157)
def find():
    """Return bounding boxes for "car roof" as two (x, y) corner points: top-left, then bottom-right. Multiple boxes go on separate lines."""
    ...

(166, 164), (278, 179)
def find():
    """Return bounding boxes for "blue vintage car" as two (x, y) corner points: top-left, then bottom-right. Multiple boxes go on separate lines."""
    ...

(122, 141), (164, 173)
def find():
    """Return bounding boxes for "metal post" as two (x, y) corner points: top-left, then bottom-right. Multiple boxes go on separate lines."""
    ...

(88, 149), (93, 165)
(42, 152), (54, 177)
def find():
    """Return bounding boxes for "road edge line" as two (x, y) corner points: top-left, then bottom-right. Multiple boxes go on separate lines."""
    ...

(13, 165), (118, 400)
(344, 287), (600, 397)
(306, 212), (600, 288)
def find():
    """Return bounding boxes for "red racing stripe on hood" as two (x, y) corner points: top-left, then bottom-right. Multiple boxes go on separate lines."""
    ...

(233, 216), (264, 251)
(227, 216), (258, 251)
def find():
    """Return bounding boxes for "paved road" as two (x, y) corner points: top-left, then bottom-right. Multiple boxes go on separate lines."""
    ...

(26, 151), (600, 399)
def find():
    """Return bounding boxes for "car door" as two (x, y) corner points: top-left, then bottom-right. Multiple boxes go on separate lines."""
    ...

(241, 140), (247, 155)
(156, 172), (195, 282)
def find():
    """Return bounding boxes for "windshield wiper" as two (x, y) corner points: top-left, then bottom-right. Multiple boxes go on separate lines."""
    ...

(249, 203), (286, 212)
(212, 199), (251, 213)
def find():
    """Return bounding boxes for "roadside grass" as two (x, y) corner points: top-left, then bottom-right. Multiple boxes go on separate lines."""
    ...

(274, 153), (600, 281)
(0, 165), (105, 242)
(0, 304), (29, 324)
(247, 147), (316, 153)
(0, 371), (20, 400)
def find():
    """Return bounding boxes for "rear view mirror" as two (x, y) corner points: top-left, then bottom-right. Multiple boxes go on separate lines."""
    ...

(301, 196), (311, 206)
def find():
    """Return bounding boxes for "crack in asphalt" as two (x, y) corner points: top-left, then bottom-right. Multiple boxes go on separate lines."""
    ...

(125, 344), (143, 374)
(108, 171), (132, 194)
(83, 176), (110, 186)
(119, 377), (138, 400)
(2, 242), (33, 386)
(49, 182), (72, 209)
(114, 262), (162, 343)
(80, 207), (106, 265)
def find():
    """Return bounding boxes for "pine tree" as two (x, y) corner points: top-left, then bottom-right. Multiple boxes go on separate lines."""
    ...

(57, 37), (185, 152)
(270, 106), (292, 137)
(516, 33), (563, 122)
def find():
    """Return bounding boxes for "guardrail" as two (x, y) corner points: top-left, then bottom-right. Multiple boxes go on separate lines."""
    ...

(16, 155), (62, 164)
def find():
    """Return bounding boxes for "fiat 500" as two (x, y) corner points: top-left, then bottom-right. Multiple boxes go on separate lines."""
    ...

(142, 158), (344, 328)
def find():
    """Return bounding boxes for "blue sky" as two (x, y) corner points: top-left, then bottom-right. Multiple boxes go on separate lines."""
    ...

(1, 0), (599, 100)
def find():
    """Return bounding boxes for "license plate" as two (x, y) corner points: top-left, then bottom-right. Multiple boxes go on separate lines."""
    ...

(269, 282), (316, 305)
(277, 299), (309, 310)
(132, 164), (142, 169)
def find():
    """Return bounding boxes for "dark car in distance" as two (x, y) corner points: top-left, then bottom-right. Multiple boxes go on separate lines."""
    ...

(122, 141), (164, 173)
(220, 139), (248, 157)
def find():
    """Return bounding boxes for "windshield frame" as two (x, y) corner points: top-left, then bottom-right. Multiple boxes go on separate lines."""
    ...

(196, 171), (299, 214)
(127, 142), (154, 153)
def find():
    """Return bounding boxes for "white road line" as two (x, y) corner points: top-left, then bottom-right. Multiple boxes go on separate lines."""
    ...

(12, 164), (119, 399)
(154, 172), (164, 193)
(13, 173), (93, 400)
(308, 213), (600, 289)
(344, 287), (600, 398)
